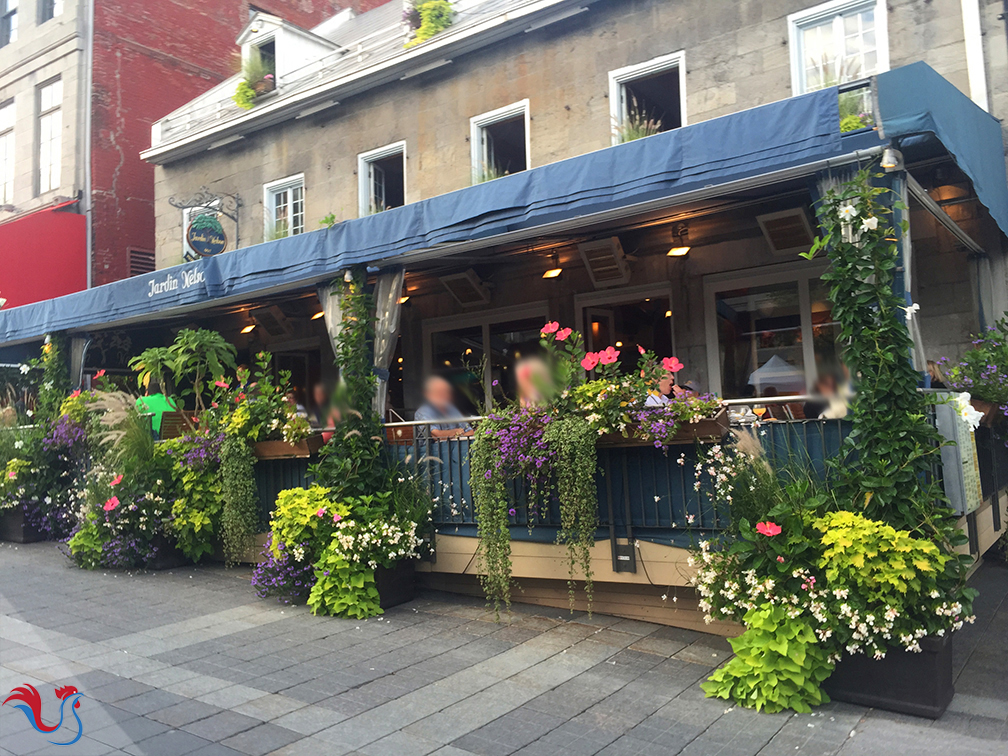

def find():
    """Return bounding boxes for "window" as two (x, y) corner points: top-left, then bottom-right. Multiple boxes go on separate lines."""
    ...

(1, 0), (17, 47)
(0, 100), (13, 205)
(263, 174), (305, 239)
(252, 39), (276, 78)
(608, 51), (686, 145)
(37, 78), (62, 195)
(39, 0), (62, 23)
(470, 100), (529, 183)
(358, 142), (406, 217)
(704, 264), (839, 398)
(788, 0), (889, 95)
(128, 248), (156, 277)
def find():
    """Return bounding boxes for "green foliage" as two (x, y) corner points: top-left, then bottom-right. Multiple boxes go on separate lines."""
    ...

(702, 603), (834, 713)
(269, 485), (349, 561)
(220, 434), (260, 566)
(308, 553), (380, 619)
(190, 213), (225, 235)
(33, 335), (70, 422)
(67, 516), (105, 570)
(168, 328), (238, 413)
(942, 317), (1008, 404)
(214, 351), (310, 443)
(319, 213), (338, 229)
(233, 80), (257, 110)
(803, 170), (970, 564)
(614, 94), (663, 144)
(840, 114), (868, 133)
(162, 439), (223, 563)
(128, 347), (173, 392)
(405, 1), (454, 48)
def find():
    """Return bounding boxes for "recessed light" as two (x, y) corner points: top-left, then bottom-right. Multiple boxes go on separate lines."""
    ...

(542, 268), (562, 279)
(399, 296), (410, 304)
(240, 324), (256, 334)
(311, 311), (325, 320)
(667, 246), (690, 257)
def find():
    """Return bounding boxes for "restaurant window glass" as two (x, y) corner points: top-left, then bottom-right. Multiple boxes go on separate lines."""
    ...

(431, 326), (484, 417)
(488, 318), (545, 404)
(583, 296), (674, 377)
(263, 174), (304, 239)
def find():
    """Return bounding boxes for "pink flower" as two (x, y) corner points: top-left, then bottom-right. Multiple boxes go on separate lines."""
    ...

(316, 507), (326, 517)
(776, 555), (785, 563)
(598, 346), (620, 365)
(211, 402), (219, 408)
(333, 513), (342, 523)
(755, 521), (782, 537)
(662, 357), (684, 373)
(556, 327), (572, 341)
(541, 321), (560, 335)
(95, 369), (106, 378)
(110, 474), (123, 487)
(581, 352), (600, 371)
(638, 345), (646, 355)
(69, 390), (81, 399)
(7, 471), (15, 480)
(215, 379), (230, 389)
(103, 496), (120, 512)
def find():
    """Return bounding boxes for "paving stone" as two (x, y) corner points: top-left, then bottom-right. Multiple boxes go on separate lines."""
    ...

(89, 716), (171, 749)
(148, 699), (226, 728)
(271, 704), (349, 735)
(116, 688), (189, 716)
(125, 728), (212, 756)
(220, 723), (302, 756)
(359, 730), (443, 756)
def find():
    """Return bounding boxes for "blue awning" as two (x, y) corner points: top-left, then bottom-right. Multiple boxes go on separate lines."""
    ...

(877, 61), (1008, 237)
(0, 62), (1004, 347)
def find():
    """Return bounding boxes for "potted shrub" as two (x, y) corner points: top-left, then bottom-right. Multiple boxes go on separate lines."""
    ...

(940, 319), (1008, 427)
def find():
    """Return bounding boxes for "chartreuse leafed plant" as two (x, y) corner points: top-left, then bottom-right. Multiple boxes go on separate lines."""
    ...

(405, 1), (454, 48)
(693, 169), (977, 713)
(471, 322), (722, 617)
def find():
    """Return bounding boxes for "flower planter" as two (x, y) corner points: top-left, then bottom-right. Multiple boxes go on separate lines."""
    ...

(253, 435), (324, 460)
(0, 507), (44, 543)
(823, 634), (953, 718)
(597, 408), (730, 447)
(252, 78), (276, 96)
(145, 534), (189, 571)
(375, 559), (416, 610)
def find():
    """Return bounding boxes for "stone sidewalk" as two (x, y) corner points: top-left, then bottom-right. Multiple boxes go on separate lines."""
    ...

(1, 542), (1006, 756)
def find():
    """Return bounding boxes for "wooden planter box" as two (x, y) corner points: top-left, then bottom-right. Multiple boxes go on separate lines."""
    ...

(823, 634), (953, 718)
(0, 507), (44, 543)
(252, 78), (276, 96)
(597, 408), (730, 447)
(375, 559), (416, 610)
(146, 534), (189, 571)
(254, 435), (324, 460)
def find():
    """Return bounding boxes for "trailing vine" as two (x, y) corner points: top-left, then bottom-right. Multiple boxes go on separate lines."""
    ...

(804, 169), (972, 581)
(33, 334), (71, 422)
(220, 434), (259, 566)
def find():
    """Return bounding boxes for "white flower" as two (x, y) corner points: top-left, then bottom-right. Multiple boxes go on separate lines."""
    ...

(904, 302), (920, 322)
(860, 215), (878, 232)
(838, 203), (858, 221)
(954, 392), (984, 431)
(13, 440), (23, 449)
(18, 364), (29, 374)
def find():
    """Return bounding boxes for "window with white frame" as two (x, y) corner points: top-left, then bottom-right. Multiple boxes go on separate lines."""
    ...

(358, 142), (405, 217)
(788, 0), (888, 95)
(39, 0), (62, 23)
(470, 100), (529, 184)
(608, 51), (686, 145)
(263, 174), (305, 239)
(704, 264), (841, 399)
(1, 0), (17, 47)
(37, 78), (62, 195)
(0, 100), (13, 205)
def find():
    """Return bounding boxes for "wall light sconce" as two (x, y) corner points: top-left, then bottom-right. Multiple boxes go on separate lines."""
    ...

(240, 323), (256, 334)
(398, 295), (411, 304)
(667, 222), (690, 256)
(881, 146), (904, 172)
(543, 251), (563, 279)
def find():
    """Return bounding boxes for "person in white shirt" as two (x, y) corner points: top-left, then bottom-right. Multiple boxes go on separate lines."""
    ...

(645, 372), (674, 406)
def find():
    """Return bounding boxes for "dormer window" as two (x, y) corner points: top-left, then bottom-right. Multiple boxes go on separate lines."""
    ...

(253, 39), (276, 79)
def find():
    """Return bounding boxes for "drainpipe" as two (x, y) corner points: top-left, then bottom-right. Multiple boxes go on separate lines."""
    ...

(961, 0), (989, 111)
(83, 0), (95, 289)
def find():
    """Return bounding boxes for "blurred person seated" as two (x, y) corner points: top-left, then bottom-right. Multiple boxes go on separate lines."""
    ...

(646, 372), (674, 406)
(515, 356), (553, 408)
(415, 375), (472, 440)
(927, 360), (947, 389)
(803, 374), (837, 420)
(136, 378), (178, 438)
(285, 389), (308, 418)
(309, 382), (330, 428)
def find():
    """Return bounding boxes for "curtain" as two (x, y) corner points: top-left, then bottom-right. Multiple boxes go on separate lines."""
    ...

(372, 267), (405, 417)
(317, 282), (343, 361)
(69, 336), (92, 390)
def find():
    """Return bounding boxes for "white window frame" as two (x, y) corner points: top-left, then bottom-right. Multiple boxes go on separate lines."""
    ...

(423, 300), (550, 412)
(36, 77), (62, 196)
(703, 261), (830, 397)
(0, 99), (13, 205)
(787, 0), (889, 96)
(469, 99), (530, 184)
(39, 0), (62, 23)
(357, 141), (406, 217)
(263, 173), (305, 239)
(1, 0), (17, 47)
(608, 51), (687, 146)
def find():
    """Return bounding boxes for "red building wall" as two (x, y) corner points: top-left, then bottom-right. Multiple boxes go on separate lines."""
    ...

(0, 205), (87, 308)
(89, 0), (357, 286)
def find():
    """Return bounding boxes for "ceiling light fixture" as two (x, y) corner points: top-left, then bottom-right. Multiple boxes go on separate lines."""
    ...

(311, 311), (325, 320)
(240, 324), (256, 334)
(668, 222), (690, 256)
(399, 295), (411, 304)
(543, 251), (562, 279)
(881, 145), (904, 172)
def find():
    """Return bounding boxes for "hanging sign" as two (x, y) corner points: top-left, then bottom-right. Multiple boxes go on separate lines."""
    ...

(185, 212), (228, 257)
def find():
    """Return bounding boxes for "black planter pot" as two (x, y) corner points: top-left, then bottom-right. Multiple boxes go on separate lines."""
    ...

(0, 507), (45, 543)
(145, 535), (189, 571)
(375, 559), (416, 610)
(823, 634), (953, 718)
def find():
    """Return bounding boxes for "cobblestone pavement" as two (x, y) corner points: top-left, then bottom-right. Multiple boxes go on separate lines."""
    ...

(1, 543), (1007, 756)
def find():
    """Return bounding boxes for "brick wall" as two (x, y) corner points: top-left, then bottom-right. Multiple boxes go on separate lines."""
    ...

(90, 0), (365, 285)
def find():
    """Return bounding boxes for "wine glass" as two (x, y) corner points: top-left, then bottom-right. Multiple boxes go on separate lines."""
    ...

(753, 404), (767, 420)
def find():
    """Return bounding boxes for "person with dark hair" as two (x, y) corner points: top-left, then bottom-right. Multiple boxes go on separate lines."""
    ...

(414, 375), (471, 440)
(136, 378), (178, 438)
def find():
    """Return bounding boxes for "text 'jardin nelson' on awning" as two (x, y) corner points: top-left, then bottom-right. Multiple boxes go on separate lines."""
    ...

(0, 63), (1005, 348)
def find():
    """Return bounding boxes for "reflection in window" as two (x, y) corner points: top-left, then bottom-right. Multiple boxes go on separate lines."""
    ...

(488, 318), (544, 404)
(585, 297), (673, 376)
(431, 327), (484, 416)
(809, 278), (842, 382)
(716, 282), (805, 399)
